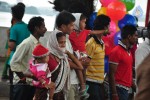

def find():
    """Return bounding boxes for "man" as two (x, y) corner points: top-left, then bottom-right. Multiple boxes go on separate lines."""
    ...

(134, 21), (150, 100)
(7, 3), (29, 100)
(109, 25), (138, 100)
(135, 21), (150, 69)
(10, 17), (47, 100)
(54, 10), (86, 100)
(85, 14), (110, 100)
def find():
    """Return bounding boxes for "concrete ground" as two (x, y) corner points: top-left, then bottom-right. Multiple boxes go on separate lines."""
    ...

(0, 58), (9, 100)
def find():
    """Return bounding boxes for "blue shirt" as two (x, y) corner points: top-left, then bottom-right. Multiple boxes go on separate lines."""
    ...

(8, 21), (30, 65)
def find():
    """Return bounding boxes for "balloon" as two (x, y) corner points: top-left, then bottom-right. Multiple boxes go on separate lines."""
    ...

(118, 14), (137, 29)
(107, 1), (126, 20)
(121, 0), (135, 11)
(88, 12), (97, 29)
(108, 20), (117, 37)
(100, 0), (118, 7)
(104, 56), (109, 73)
(97, 7), (107, 16)
(114, 31), (121, 45)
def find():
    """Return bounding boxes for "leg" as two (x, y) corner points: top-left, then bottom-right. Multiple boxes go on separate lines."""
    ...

(49, 86), (55, 100)
(116, 86), (129, 100)
(86, 81), (105, 100)
(67, 84), (79, 100)
(2, 58), (10, 79)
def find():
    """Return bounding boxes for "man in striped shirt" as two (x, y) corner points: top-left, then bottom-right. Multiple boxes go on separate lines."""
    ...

(86, 14), (110, 100)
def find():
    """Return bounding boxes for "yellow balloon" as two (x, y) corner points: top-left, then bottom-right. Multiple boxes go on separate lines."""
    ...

(97, 7), (107, 16)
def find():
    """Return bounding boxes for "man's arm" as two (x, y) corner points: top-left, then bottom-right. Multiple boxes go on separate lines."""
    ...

(8, 40), (16, 51)
(109, 63), (119, 100)
(10, 43), (29, 76)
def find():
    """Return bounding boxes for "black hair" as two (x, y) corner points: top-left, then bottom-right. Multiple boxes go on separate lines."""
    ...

(80, 14), (87, 21)
(28, 17), (44, 34)
(93, 14), (110, 30)
(121, 25), (137, 39)
(11, 4), (25, 20)
(17, 2), (25, 8)
(56, 10), (75, 28)
(56, 32), (66, 41)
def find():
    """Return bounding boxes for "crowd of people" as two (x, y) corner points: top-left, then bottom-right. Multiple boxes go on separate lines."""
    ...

(2, 2), (150, 100)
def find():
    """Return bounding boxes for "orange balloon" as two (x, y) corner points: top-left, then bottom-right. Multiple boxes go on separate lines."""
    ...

(97, 7), (107, 16)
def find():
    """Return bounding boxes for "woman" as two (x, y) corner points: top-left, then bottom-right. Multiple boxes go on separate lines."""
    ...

(46, 30), (82, 100)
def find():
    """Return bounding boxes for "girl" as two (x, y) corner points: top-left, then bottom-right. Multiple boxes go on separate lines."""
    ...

(30, 44), (55, 100)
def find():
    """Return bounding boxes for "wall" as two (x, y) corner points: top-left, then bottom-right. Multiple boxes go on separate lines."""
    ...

(0, 26), (51, 58)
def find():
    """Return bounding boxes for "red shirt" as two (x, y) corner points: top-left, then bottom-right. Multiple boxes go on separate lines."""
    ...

(109, 45), (133, 87)
(69, 29), (91, 52)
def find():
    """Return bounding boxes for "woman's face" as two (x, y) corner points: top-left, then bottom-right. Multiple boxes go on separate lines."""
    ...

(57, 36), (66, 48)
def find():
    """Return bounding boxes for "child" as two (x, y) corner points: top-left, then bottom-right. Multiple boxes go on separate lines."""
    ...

(69, 13), (110, 53)
(30, 44), (55, 100)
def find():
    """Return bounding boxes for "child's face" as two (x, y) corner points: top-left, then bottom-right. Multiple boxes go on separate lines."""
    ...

(57, 36), (66, 48)
(79, 18), (86, 30)
(62, 22), (75, 34)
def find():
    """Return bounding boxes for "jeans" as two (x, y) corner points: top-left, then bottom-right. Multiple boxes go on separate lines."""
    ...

(12, 81), (35, 100)
(86, 81), (105, 100)
(116, 86), (129, 100)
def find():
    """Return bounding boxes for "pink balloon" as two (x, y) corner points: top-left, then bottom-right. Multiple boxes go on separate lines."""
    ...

(100, 0), (118, 7)
(108, 20), (117, 37)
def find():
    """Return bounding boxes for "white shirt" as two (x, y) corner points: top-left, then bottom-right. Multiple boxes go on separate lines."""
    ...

(66, 35), (79, 84)
(135, 38), (150, 69)
(10, 34), (39, 84)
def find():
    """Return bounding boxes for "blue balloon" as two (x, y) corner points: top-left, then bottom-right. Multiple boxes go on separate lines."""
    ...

(114, 31), (121, 45)
(88, 12), (97, 29)
(104, 56), (109, 74)
(118, 14), (137, 29)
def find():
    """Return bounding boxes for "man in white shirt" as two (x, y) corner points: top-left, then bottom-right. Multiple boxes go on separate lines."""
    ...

(10, 17), (47, 100)
(54, 10), (86, 100)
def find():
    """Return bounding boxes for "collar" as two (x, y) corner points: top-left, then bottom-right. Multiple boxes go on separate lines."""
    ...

(118, 40), (128, 50)
(92, 35), (104, 45)
(29, 34), (39, 44)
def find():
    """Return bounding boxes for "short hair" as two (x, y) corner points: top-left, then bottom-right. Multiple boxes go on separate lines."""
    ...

(17, 2), (25, 8)
(28, 16), (44, 34)
(56, 32), (66, 41)
(56, 10), (75, 28)
(93, 14), (110, 30)
(80, 14), (87, 21)
(11, 4), (25, 20)
(121, 25), (137, 39)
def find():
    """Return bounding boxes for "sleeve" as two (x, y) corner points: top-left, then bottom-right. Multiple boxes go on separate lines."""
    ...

(84, 29), (91, 35)
(109, 48), (120, 65)
(86, 40), (95, 58)
(9, 27), (17, 41)
(10, 43), (29, 72)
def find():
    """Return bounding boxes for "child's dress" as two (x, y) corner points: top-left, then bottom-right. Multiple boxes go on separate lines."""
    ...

(30, 61), (51, 88)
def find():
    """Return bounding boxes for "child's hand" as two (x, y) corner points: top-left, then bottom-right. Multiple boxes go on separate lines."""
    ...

(44, 82), (55, 89)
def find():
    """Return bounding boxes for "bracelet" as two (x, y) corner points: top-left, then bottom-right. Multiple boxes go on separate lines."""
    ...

(104, 29), (109, 34)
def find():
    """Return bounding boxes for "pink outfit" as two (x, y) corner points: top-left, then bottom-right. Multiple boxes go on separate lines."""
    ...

(30, 61), (51, 88)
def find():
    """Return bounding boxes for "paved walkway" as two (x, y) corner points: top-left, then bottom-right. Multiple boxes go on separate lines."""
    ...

(0, 58), (9, 100)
